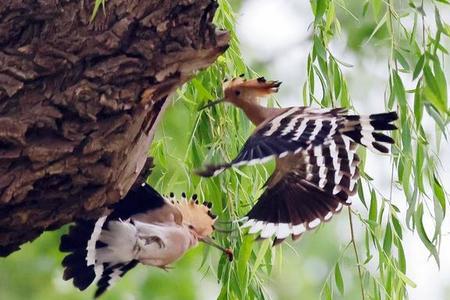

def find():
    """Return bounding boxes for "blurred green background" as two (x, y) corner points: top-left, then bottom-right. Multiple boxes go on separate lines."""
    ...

(0, 99), (354, 300)
(2, 0), (450, 299)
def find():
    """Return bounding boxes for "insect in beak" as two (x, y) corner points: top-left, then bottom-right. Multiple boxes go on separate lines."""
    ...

(200, 236), (233, 261)
(198, 98), (225, 111)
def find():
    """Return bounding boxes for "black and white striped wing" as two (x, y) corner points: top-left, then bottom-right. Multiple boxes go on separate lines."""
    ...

(242, 135), (360, 244)
(197, 107), (347, 177)
(94, 261), (139, 298)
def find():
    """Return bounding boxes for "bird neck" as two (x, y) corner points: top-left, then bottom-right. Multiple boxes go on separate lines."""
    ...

(236, 100), (272, 126)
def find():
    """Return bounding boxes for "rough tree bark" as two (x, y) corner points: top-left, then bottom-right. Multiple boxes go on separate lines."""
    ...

(0, 0), (229, 256)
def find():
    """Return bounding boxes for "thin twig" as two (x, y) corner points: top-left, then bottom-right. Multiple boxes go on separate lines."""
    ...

(348, 207), (366, 300)
(389, 158), (395, 203)
(387, 0), (398, 71)
(421, 0), (426, 50)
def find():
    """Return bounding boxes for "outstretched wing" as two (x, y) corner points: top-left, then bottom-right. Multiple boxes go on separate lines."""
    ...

(197, 107), (347, 177)
(242, 134), (360, 244)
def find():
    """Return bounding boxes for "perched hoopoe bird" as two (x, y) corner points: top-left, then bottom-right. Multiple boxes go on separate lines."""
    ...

(59, 183), (232, 298)
(198, 76), (398, 244)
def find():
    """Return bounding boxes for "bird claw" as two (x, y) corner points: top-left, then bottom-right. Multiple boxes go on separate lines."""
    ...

(143, 236), (165, 249)
(158, 265), (173, 272)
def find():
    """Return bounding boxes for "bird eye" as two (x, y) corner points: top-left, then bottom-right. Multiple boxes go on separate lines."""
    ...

(235, 90), (241, 96)
(188, 225), (194, 230)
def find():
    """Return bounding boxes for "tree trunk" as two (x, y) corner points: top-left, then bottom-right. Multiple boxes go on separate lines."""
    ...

(0, 0), (229, 256)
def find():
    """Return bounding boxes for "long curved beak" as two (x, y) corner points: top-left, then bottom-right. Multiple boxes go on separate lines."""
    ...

(200, 236), (233, 261)
(198, 98), (225, 111)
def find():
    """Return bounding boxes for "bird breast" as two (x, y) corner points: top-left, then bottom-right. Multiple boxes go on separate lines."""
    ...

(134, 222), (198, 267)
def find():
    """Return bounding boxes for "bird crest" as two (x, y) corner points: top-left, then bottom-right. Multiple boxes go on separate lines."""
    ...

(223, 75), (281, 101)
(167, 193), (216, 238)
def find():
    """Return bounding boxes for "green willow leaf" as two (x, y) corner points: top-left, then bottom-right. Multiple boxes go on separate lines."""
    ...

(365, 12), (387, 44)
(415, 203), (440, 266)
(413, 54), (425, 79)
(392, 71), (407, 112)
(369, 190), (378, 224)
(383, 223), (393, 253)
(334, 263), (344, 295)
(432, 58), (448, 111)
(414, 80), (424, 126)
(396, 269), (417, 288)
(391, 215), (403, 239)
(314, 35), (328, 60)
(415, 141), (425, 193)
(396, 239), (407, 274)
(433, 175), (446, 216)
(323, 282), (332, 300)
(425, 104), (448, 138)
(394, 49), (410, 71)
(91, 0), (106, 21)
(315, 0), (329, 20)
(423, 65), (447, 113)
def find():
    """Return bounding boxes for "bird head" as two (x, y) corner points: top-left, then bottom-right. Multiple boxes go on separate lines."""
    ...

(170, 193), (233, 261)
(199, 76), (281, 110)
(172, 193), (216, 239)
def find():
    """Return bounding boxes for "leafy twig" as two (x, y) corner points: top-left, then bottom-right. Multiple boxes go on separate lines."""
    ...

(348, 207), (365, 300)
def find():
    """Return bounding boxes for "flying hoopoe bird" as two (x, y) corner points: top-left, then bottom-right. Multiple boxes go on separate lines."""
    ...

(198, 76), (398, 244)
(59, 183), (232, 298)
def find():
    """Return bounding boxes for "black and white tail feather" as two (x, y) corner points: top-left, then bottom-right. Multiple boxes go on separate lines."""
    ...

(198, 108), (398, 244)
(341, 111), (397, 154)
(60, 184), (166, 298)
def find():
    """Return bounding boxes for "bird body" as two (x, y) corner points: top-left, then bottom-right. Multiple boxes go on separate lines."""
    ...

(198, 76), (398, 244)
(134, 221), (197, 267)
(93, 219), (197, 268)
(59, 184), (229, 297)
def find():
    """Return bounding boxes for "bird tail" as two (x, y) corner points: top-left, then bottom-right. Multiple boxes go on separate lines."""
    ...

(60, 216), (139, 297)
(341, 111), (398, 154)
(59, 183), (167, 297)
(59, 218), (106, 291)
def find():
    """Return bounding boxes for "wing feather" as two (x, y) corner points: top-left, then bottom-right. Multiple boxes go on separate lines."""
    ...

(242, 134), (360, 244)
(198, 107), (347, 177)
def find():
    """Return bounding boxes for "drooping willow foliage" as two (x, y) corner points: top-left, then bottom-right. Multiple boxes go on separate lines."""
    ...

(150, 0), (449, 299)
(305, 1), (449, 299)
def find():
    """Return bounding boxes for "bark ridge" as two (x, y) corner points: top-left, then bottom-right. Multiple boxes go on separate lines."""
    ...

(0, 0), (229, 256)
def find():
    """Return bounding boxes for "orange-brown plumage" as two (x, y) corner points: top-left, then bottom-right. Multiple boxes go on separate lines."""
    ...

(221, 76), (283, 125)
(171, 194), (216, 239)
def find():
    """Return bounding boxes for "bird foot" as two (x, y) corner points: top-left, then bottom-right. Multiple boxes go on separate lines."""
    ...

(143, 235), (166, 249)
(158, 265), (174, 272)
